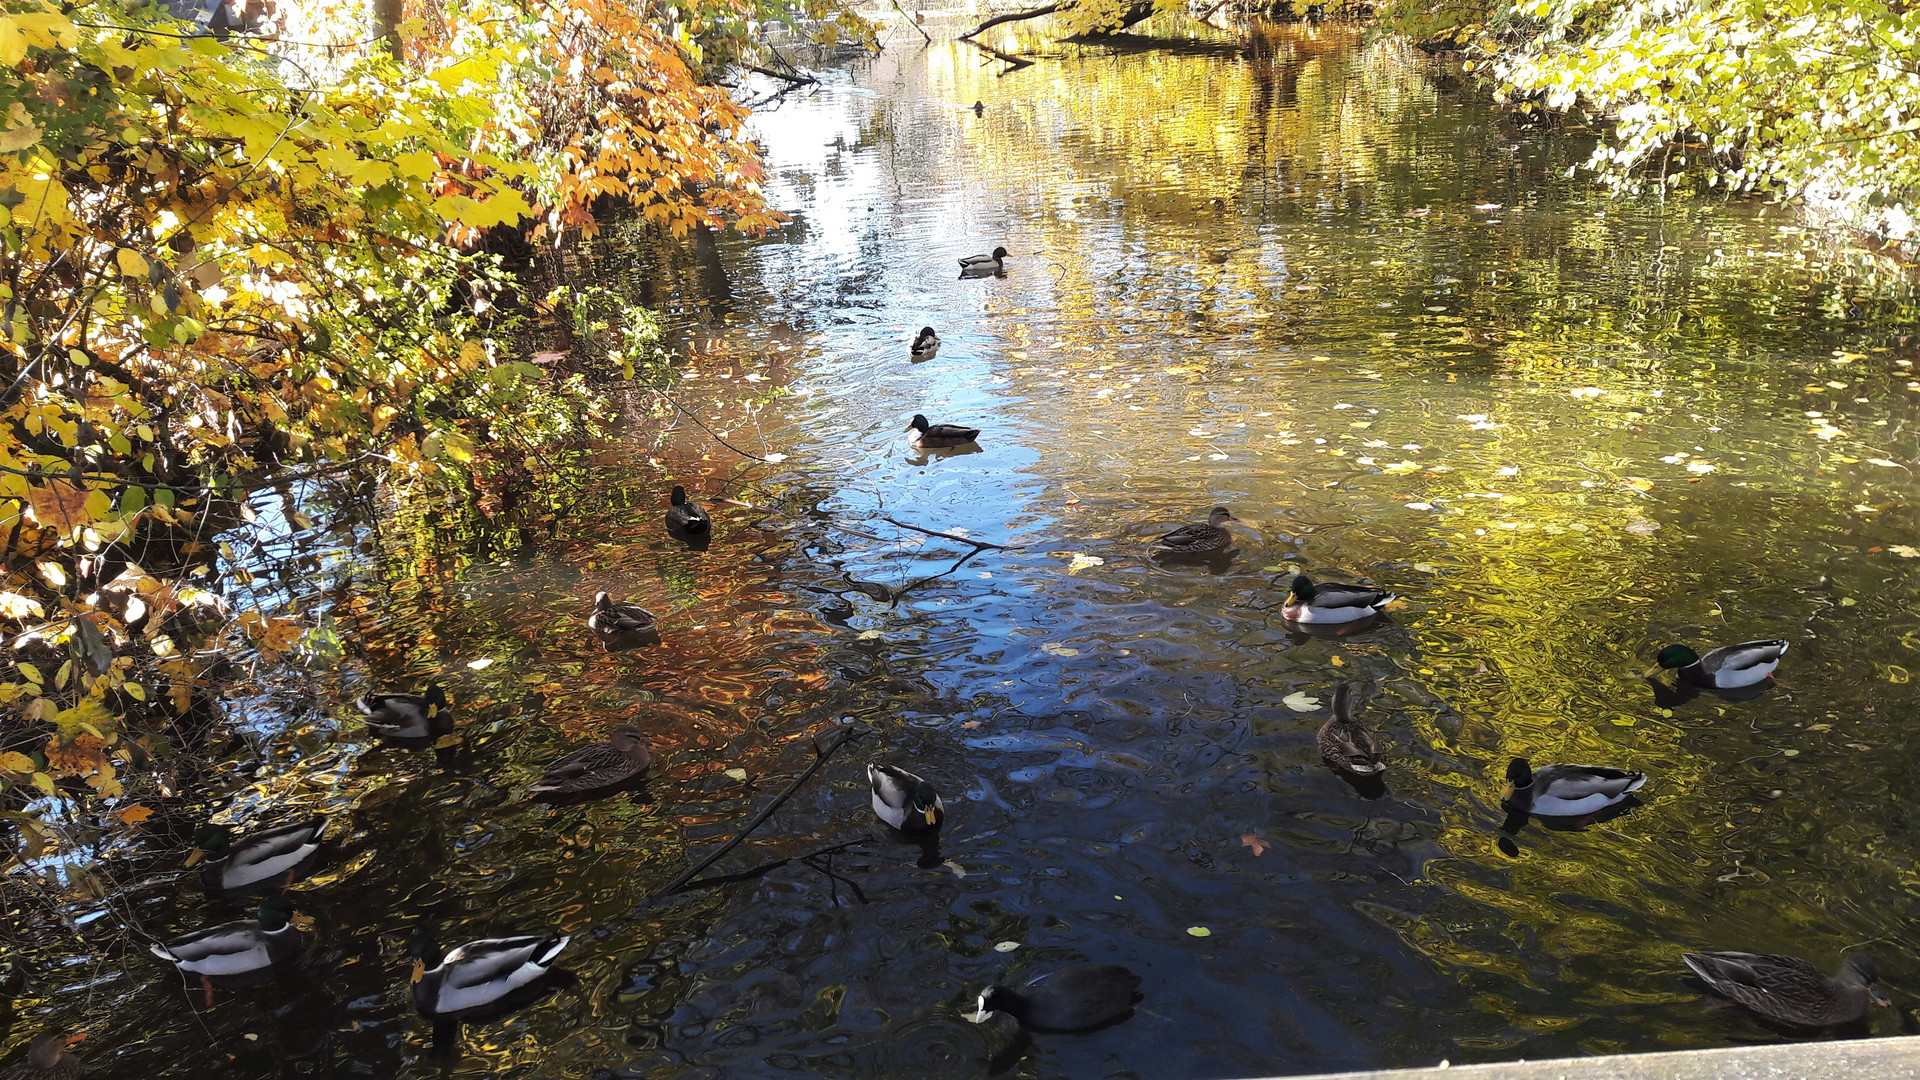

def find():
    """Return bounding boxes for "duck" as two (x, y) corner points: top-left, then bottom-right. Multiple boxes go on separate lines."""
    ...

(1651, 639), (1788, 688)
(905, 414), (980, 448)
(355, 682), (451, 743)
(868, 763), (944, 832)
(1683, 952), (1886, 1027)
(1502, 757), (1646, 817)
(1148, 507), (1235, 556)
(1317, 684), (1384, 777)
(409, 931), (571, 1018)
(188, 815), (328, 892)
(909, 327), (941, 359)
(665, 485), (710, 535)
(588, 592), (658, 643)
(974, 964), (1142, 1032)
(150, 896), (304, 1003)
(1280, 574), (1397, 624)
(0, 1031), (85, 1080)
(958, 246), (1008, 273)
(527, 727), (650, 801)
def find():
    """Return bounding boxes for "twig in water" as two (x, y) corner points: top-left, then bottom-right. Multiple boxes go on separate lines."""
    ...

(881, 516), (1020, 550)
(749, 65), (818, 85)
(670, 836), (871, 894)
(647, 723), (872, 901)
(892, 0), (932, 42)
(965, 36), (1035, 74)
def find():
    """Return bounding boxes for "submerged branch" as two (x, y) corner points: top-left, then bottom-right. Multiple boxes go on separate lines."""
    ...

(648, 722), (871, 900)
(748, 64), (818, 85)
(881, 516), (1020, 550)
(965, 36), (1036, 73)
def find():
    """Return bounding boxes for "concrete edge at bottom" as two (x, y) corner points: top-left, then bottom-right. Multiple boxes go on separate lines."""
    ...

(1271, 1035), (1920, 1080)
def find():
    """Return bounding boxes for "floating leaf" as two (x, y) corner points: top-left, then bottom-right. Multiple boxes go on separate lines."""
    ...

(723, 767), (748, 781)
(467, 657), (495, 669)
(1187, 926), (1212, 937)
(1282, 691), (1321, 712)
(1241, 834), (1268, 856)
(1067, 553), (1104, 573)
(1891, 546), (1920, 559)
(1039, 642), (1079, 657)
(993, 941), (1020, 952)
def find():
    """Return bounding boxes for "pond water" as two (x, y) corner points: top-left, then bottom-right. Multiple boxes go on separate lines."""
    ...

(13, 21), (1920, 1080)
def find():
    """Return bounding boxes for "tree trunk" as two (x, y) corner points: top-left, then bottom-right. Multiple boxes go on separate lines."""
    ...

(372, 0), (405, 59)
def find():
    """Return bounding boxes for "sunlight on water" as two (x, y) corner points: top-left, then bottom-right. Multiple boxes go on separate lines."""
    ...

(16, 23), (1920, 1080)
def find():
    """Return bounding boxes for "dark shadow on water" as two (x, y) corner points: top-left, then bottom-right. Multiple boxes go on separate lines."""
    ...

(907, 443), (984, 466)
(1149, 547), (1237, 575)
(1281, 613), (1391, 640)
(1500, 796), (1645, 846)
(1646, 675), (1776, 708)
(424, 969), (579, 1056)
(1327, 765), (1388, 801)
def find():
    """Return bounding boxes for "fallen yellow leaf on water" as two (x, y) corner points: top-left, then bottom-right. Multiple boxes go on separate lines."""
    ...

(1187, 926), (1212, 937)
(1241, 834), (1268, 856)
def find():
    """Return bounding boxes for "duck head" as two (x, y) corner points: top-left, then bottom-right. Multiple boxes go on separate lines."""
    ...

(1505, 757), (1534, 789)
(1844, 955), (1892, 1006)
(25, 1032), (85, 1070)
(593, 591), (614, 611)
(1208, 507), (1234, 526)
(974, 984), (1020, 1022)
(1286, 574), (1317, 603)
(915, 326), (937, 342)
(185, 822), (234, 866)
(257, 895), (297, 931)
(608, 726), (647, 752)
(990, 246), (1008, 260)
(1653, 644), (1699, 671)
(406, 927), (444, 983)
(911, 779), (941, 826)
(424, 681), (449, 716)
(671, 485), (689, 507)
(906, 414), (931, 433)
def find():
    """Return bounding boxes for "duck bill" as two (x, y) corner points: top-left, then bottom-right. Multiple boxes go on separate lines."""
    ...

(1873, 987), (1892, 1007)
(65, 1032), (88, 1046)
(923, 808), (938, 826)
(184, 849), (206, 867)
(1639, 665), (1665, 679)
(410, 959), (427, 985)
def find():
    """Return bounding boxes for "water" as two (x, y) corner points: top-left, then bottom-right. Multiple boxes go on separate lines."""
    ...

(11, 23), (1920, 1080)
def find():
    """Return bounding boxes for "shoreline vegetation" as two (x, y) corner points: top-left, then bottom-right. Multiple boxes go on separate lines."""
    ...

(0, 0), (1911, 1016)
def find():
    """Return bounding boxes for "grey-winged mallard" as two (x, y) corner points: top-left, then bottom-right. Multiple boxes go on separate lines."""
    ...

(1148, 507), (1235, 556)
(665, 486), (710, 536)
(588, 592), (658, 644)
(189, 815), (328, 892)
(150, 896), (304, 1004)
(868, 762), (944, 832)
(1280, 574), (1397, 624)
(1651, 639), (1788, 689)
(910, 327), (941, 359)
(1317, 684), (1384, 777)
(974, 964), (1142, 1033)
(905, 414), (980, 449)
(527, 726), (650, 801)
(1502, 757), (1645, 817)
(1683, 952), (1886, 1027)
(0, 1032), (85, 1080)
(958, 246), (1008, 274)
(355, 682), (450, 744)
(409, 931), (570, 1018)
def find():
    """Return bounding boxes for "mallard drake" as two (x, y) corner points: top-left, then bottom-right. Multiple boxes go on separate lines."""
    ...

(1280, 574), (1397, 624)
(188, 815), (327, 892)
(1683, 952), (1886, 1027)
(959, 246), (1008, 272)
(868, 763), (944, 832)
(1651, 639), (1788, 688)
(1503, 757), (1645, 817)
(665, 486), (710, 535)
(1148, 507), (1235, 556)
(410, 932), (570, 1018)
(150, 896), (304, 1003)
(974, 964), (1141, 1032)
(910, 327), (940, 359)
(0, 1031), (85, 1080)
(905, 414), (980, 448)
(1317, 684), (1384, 776)
(588, 592), (658, 642)
(355, 682), (450, 743)
(528, 727), (650, 801)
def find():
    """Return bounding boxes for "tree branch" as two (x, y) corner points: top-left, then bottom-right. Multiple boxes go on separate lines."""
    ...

(749, 65), (818, 86)
(958, 3), (1062, 40)
(881, 516), (1020, 550)
(647, 723), (871, 900)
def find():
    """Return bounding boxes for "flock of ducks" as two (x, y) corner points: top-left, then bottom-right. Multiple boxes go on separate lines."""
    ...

(0, 250), (1885, 1075)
